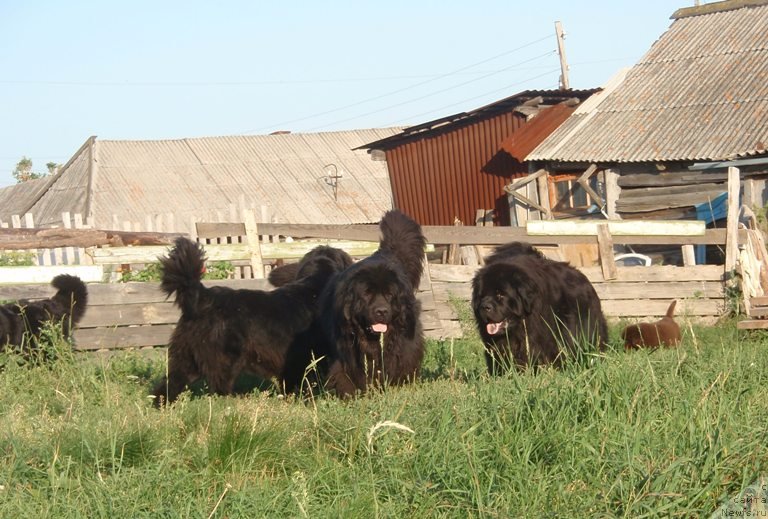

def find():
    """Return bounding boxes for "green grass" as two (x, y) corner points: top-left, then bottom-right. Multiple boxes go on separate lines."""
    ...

(1, 320), (767, 518)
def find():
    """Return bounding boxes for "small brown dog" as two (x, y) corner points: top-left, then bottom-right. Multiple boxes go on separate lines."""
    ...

(622, 300), (681, 350)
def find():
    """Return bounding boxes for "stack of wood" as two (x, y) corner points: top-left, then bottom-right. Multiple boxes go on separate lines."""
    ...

(736, 223), (768, 329)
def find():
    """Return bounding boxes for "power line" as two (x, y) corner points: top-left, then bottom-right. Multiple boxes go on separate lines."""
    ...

(0, 67), (555, 87)
(244, 34), (554, 133)
(384, 67), (563, 127)
(306, 50), (556, 131)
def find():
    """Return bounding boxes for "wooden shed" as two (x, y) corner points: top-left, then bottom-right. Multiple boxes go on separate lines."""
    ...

(521, 0), (768, 230)
(359, 89), (596, 227)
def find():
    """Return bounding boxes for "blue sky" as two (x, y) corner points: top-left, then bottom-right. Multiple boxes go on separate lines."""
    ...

(0, 1), (684, 187)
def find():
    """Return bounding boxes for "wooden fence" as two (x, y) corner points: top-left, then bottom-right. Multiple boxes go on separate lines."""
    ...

(0, 213), (748, 351)
(0, 212), (94, 267)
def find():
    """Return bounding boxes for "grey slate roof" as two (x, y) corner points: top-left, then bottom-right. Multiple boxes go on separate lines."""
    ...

(0, 129), (401, 233)
(527, 0), (768, 163)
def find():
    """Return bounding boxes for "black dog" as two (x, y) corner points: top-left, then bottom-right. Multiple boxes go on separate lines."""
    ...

(0, 274), (88, 352)
(151, 238), (353, 406)
(267, 250), (353, 289)
(472, 242), (607, 374)
(318, 210), (427, 397)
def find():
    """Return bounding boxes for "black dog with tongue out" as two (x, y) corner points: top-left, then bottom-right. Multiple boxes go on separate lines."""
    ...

(472, 242), (608, 374)
(317, 210), (427, 398)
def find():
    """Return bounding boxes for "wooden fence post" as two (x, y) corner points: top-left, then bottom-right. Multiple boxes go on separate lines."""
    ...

(73, 213), (91, 265)
(725, 166), (740, 274)
(681, 244), (696, 266)
(597, 224), (617, 281)
(244, 210), (265, 279)
(61, 211), (75, 265)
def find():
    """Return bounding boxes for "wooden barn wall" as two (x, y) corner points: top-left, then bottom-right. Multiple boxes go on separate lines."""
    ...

(612, 164), (768, 220)
(385, 112), (529, 226)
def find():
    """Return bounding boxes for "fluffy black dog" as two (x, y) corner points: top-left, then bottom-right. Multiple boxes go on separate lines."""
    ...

(151, 237), (353, 406)
(318, 210), (427, 397)
(0, 274), (88, 351)
(267, 247), (351, 287)
(472, 242), (607, 374)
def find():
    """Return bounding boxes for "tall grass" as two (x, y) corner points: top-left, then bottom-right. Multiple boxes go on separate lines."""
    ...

(0, 319), (766, 517)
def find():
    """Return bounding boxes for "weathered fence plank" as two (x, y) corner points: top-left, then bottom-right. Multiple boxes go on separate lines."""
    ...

(197, 222), (737, 246)
(74, 325), (176, 350)
(527, 219), (706, 236)
(0, 265), (104, 284)
(86, 241), (384, 264)
(79, 302), (179, 328)
(429, 263), (725, 283)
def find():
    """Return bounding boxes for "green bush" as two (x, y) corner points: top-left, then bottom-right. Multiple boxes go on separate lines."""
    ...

(0, 251), (35, 266)
(119, 261), (235, 282)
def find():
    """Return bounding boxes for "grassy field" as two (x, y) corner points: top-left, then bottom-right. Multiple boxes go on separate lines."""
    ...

(1, 316), (767, 518)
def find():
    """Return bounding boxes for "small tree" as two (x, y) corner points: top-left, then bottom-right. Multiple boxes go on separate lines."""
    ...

(12, 157), (59, 183)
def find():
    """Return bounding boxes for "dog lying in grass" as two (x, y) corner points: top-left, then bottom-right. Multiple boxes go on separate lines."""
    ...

(622, 300), (681, 350)
(0, 274), (88, 355)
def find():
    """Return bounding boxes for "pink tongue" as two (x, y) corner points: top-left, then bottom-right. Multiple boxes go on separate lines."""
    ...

(372, 323), (388, 333)
(487, 322), (503, 335)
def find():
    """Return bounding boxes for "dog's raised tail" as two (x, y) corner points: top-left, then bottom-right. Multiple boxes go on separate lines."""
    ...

(378, 210), (427, 289)
(160, 237), (206, 315)
(51, 274), (88, 324)
(666, 300), (677, 319)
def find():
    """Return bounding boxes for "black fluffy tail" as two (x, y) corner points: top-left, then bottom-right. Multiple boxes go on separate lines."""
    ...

(51, 274), (88, 325)
(160, 237), (206, 315)
(378, 210), (426, 290)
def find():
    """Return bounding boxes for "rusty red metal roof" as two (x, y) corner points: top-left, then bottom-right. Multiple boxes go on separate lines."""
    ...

(359, 89), (597, 151)
(499, 101), (579, 161)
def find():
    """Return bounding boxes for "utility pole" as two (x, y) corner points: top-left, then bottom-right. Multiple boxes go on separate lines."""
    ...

(555, 21), (570, 90)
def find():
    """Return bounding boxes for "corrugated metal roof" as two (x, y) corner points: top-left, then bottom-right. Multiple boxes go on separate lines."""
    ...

(527, 1), (768, 163)
(0, 176), (57, 224)
(499, 101), (579, 161)
(360, 89), (597, 151)
(0, 128), (401, 232)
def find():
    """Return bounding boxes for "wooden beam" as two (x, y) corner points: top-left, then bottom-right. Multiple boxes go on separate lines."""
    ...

(507, 190), (549, 215)
(596, 224), (617, 280)
(86, 241), (383, 265)
(725, 166), (740, 273)
(447, 218), (462, 265)
(504, 169), (547, 193)
(681, 244), (696, 266)
(604, 168), (620, 219)
(615, 189), (730, 212)
(0, 227), (185, 249)
(619, 182), (726, 199)
(106, 231), (187, 246)
(0, 265), (104, 284)
(737, 319), (768, 330)
(201, 222), (739, 246)
(617, 171), (734, 188)
(536, 170), (552, 219)
(527, 219), (705, 236)
(0, 227), (108, 249)
(244, 210), (264, 279)
(577, 163), (605, 208)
